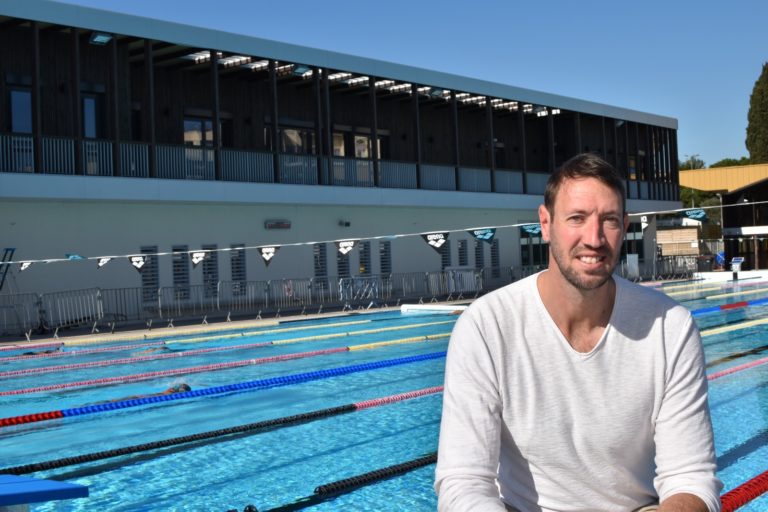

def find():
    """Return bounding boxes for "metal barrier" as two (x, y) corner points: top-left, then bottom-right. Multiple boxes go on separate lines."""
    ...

(279, 154), (318, 185)
(0, 133), (34, 172)
(379, 161), (417, 189)
(221, 148), (273, 183)
(83, 140), (113, 176)
(41, 136), (75, 174)
(120, 142), (150, 178)
(0, 269), (516, 337)
(40, 288), (103, 331)
(0, 293), (39, 336)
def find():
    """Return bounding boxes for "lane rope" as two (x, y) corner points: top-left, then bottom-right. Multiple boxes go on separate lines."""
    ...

(0, 330), (450, 392)
(707, 355), (768, 381)
(0, 386), (442, 475)
(0, 341), (63, 353)
(0, 351), (447, 427)
(701, 317), (768, 337)
(720, 469), (768, 512)
(0, 341), (167, 364)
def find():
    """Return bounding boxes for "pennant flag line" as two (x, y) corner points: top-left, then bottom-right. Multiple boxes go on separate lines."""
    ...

(468, 228), (496, 244)
(97, 257), (112, 269)
(19, 262), (33, 272)
(130, 256), (147, 272)
(191, 252), (207, 267)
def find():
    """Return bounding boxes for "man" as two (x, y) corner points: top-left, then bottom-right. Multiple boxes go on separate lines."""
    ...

(434, 153), (721, 511)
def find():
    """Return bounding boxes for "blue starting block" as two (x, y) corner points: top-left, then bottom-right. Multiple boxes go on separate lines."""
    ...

(0, 475), (88, 511)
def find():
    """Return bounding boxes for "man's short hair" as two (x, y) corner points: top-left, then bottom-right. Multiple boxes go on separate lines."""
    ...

(544, 153), (626, 214)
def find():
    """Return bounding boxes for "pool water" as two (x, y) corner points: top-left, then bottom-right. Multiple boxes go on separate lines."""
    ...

(0, 281), (767, 511)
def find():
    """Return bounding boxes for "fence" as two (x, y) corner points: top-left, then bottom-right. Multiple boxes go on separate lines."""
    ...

(0, 268), (517, 337)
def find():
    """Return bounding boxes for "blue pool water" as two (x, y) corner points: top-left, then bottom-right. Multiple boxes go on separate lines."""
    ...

(0, 282), (767, 511)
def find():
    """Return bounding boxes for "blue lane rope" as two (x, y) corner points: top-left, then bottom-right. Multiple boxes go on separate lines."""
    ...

(55, 351), (446, 420)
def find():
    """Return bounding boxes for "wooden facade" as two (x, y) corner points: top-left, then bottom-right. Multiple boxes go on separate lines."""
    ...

(0, 10), (680, 200)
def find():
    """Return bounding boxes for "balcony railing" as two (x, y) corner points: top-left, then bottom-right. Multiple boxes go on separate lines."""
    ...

(0, 132), (668, 197)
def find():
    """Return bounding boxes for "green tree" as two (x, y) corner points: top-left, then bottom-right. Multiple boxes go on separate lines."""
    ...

(746, 62), (768, 163)
(711, 156), (752, 168)
(679, 155), (706, 170)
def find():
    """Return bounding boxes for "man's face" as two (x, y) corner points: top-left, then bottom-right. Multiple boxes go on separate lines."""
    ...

(539, 177), (628, 291)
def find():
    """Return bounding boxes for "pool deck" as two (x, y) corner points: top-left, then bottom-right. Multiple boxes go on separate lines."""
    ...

(0, 299), (473, 348)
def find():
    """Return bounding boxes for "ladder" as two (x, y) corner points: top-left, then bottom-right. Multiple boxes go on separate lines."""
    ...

(0, 248), (15, 292)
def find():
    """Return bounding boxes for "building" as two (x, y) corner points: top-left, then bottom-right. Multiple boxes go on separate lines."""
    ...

(680, 163), (768, 269)
(0, 0), (679, 306)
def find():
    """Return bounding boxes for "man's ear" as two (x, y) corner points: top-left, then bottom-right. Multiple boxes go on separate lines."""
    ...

(538, 204), (551, 243)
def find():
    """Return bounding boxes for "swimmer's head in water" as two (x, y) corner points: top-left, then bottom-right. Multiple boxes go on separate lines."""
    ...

(171, 383), (191, 393)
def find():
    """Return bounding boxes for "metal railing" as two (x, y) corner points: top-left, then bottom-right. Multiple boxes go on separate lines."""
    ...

(327, 157), (374, 187)
(83, 139), (113, 176)
(458, 167), (491, 192)
(617, 255), (697, 282)
(279, 154), (318, 185)
(221, 148), (273, 183)
(121, 142), (150, 178)
(379, 161), (417, 189)
(0, 268), (518, 337)
(156, 144), (215, 180)
(421, 164), (456, 191)
(41, 136), (75, 174)
(0, 133), (34, 172)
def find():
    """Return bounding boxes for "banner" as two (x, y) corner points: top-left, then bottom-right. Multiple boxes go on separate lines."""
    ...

(422, 232), (449, 252)
(682, 208), (707, 222)
(97, 257), (112, 269)
(190, 251), (207, 267)
(335, 240), (356, 255)
(520, 224), (541, 236)
(259, 246), (279, 266)
(130, 255), (147, 272)
(468, 228), (496, 244)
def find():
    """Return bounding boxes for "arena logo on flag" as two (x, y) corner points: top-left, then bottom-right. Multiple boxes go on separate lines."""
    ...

(422, 232), (449, 252)
(259, 246), (279, 266)
(130, 255), (147, 272)
(191, 252), (207, 267)
(336, 240), (356, 255)
(468, 228), (496, 244)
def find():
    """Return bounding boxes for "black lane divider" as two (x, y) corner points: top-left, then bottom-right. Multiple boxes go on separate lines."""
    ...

(0, 404), (355, 475)
(707, 343), (768, 368)
(253, 452), (438, 512)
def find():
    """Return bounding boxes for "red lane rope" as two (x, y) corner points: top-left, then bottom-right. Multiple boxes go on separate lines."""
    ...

(708, 355), (768, 381)
(0, 341), (166, 363)
(721, 469), (768, 512)
(0, 340), (275, 378)
(0, 341), (63, 353)
(354, 386), (443, 410)
(0, 347), (348, 396)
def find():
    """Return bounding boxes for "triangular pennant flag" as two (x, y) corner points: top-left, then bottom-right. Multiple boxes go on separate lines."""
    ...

(19, 261), (33, 272)
(259, 247), (279, 267)
(191, 251), (207, 267)
(335, 240), (356, 255)
(130, 255), (147, 272)
(468, 228), (496, 244)
(422, 232), (449, 253)
(66, 254), (84, 261)
(97, 257), (112, 269)
(520, 223), (541, 236)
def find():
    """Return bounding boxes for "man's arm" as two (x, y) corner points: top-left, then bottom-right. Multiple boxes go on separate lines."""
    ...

(434, 312), (507, 511)
(653, 315), (722, 512)
(659, 492), (709, 512)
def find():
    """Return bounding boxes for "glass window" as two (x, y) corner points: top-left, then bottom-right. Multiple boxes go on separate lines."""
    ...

(281, 128), (316, 154)
(184, 118), (213, 147)
(230, 244), (246, 296)
(491, 240), (501, 278)
(354, 135), (370, 158)
(440, 240), (452, 270)
(82, 93), (105, 139)
(202, 244), (219, 298)
(359, 241), (371, 275)
(458, 240), (468, 267)
(172, 245), (190, 300)
(474, 240), (485, 270)
(333, 133), (345, 156)
(10, 88), (32, 134)
(379, 241), (392, 275)
(140, 246), (159, 303)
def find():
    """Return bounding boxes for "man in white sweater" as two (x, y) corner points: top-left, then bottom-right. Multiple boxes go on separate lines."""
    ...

(435, 153), (722, 511)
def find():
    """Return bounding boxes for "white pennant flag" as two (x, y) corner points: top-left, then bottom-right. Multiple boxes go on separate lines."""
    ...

(97, 257), (112, 269)
(191, 252), (207, 267)
(130, 255), (147, 272)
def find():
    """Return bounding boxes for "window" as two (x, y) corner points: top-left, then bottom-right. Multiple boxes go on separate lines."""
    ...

(337, 246), (350, 278)
(172, 245), (190, 300)
(458, 239), (468, 267)
(314, 243), (328, 289)
(184, 118), (213, 147)
(474, 240), (485, 270)
(140, 246), (159, 302)
(202, 244), (219, 298)
(82, 93), (105, 139)
(9, 88), (32, 133)
(333, 133), (345, 156)
(440, 240), (452, 270)
(491, 240), (500, 278)
(281, 128), (316, 154)
(354, 135), (370, 158)
(379, 241), (392, 275)
(230, 244), (246, 295)
(359, 241), (372, 275)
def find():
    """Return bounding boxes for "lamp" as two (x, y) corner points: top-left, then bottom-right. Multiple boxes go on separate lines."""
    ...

(89, 32), (112, 45)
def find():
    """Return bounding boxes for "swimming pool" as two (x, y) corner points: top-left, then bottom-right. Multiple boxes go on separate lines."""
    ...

(0, 281), (766, 511)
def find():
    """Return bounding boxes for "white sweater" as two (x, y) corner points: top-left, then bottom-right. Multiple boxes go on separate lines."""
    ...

(435, 273), (722, 512)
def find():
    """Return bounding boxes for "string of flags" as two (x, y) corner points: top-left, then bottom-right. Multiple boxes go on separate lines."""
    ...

(3, 199), (750, 273)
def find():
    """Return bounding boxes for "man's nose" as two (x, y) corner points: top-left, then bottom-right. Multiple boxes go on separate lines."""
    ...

(583, 216), (605, 247)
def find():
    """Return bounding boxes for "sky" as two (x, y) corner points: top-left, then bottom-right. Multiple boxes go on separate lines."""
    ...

(56, 0), (767, 168)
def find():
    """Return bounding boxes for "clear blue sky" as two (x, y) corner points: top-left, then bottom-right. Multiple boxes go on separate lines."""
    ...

(58, 0), (767, 167)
